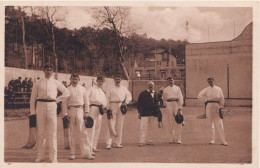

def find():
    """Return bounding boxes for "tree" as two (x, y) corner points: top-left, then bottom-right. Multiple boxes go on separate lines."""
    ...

(93, 6), (137, 80)
(18, 7), (29, 69)
(30, 6), (66, 79)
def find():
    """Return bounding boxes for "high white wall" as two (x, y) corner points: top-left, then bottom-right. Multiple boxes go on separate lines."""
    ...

(185, 23), (252, 105)
(5, 67), (129, 93)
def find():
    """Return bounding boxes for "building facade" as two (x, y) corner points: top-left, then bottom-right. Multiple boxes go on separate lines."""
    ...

(129, 49), (185, 80)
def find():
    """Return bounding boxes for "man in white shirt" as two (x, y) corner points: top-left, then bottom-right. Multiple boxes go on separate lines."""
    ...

(86, 76), (107, 153)
(30, 64), (70, 163)
(62, 74), (94, 160)
(197, 78), (228, 146)
(162, 77), (184, 144)
(105, 75), (132, 149)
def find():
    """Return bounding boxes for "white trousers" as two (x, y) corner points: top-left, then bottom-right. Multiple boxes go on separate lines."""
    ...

(206, 103), (226, 143)
(106, 103), (125, 145)
(87, 106), (102, 150)
(139, 116), (156, 144)
(165, 101), (182, 142)
(68, 107), (91, 156)
(36, 102), (57, 161)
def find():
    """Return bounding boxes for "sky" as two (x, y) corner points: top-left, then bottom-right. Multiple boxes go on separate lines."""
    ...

(44, 6), (253, 43)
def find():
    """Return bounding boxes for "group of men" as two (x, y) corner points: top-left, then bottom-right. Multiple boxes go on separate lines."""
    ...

(29, 64), (132, 162)
(29, 64), (228, 163)
(8, 77), (33, 92)
(137, 77), (228, 148)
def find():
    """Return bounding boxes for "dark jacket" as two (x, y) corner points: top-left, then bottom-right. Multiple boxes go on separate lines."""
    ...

(137, 90), (159, 117)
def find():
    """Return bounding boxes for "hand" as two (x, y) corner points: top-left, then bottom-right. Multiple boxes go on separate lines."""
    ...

(122, 102), (127, 106)
(138, 113), (141, 119)
(84, 112), (89, 118)
(177, 109), (182, 114)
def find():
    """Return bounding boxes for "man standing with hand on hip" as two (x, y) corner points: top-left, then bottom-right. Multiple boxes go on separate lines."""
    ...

(85, 76), (107, 154)
(105, 75), (132, 149)
(197, 77), (228, 146)
(162, 77), (184, 144)
(30, 64), (70, 163)
(62, 74), (94, 160)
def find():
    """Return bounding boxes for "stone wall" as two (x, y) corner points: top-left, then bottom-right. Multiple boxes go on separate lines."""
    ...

(4, 67), (129, 93)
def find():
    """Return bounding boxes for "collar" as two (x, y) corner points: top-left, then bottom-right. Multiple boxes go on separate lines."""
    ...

(44, 77), (53, 81)
(94, 85), (101, 89)
(147, 90), (155, 93)
(115, 85), (120, 88)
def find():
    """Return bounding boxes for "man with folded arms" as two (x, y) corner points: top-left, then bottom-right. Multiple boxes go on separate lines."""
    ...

(30, 64), (70, 163)
(62, 74), (94, 160)
(105, 75), (132, 149)
(197, 77), (228, 146)
(85, 76), (107, 154)
(162, 77), (184, 144)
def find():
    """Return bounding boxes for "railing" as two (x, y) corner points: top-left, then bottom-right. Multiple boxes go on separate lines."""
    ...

(131, 76), (185, 80)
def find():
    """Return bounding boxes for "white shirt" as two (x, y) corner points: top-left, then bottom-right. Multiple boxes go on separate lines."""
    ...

(62, 85), (88, 115)
(162, 85), (183, 109)
(147, 89), (155, 98)
(106, 85), (132, 109)
(85, 85), (107, 112)
(197, 85), (224, 107)
(30, 77), (70, 115)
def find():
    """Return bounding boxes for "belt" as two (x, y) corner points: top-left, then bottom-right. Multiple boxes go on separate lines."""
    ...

(68, 105), (83, 109)
(166, 98), (179, 102)
(110, 101), (122, 103)
(90, 104), (102, 107)
(206, 101), (219, 104)
(37, 99), (56, 102)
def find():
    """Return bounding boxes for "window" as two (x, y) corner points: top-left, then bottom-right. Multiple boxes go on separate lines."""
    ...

(161, 71), (166, 78)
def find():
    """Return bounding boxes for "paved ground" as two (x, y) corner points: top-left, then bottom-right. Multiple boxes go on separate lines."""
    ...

(4, 106), (253, 165)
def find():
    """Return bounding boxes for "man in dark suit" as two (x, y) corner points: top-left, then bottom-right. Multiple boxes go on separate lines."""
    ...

(137, 81), (160, 147)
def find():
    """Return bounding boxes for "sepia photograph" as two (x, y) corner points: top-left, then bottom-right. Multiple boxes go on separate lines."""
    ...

(1, 1), (259, 168)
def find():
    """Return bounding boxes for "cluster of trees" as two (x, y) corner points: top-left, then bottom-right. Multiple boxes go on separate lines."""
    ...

(5, 6), (188, 79)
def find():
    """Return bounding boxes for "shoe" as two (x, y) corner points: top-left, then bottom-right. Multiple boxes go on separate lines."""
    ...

(169, 140), (177, 144)
(92, 148), (100, 152)
(106, 144), (111, 149)
(176, 140), (182, 144)
(50, 160), (58, 163)
(34, 158), (45, 163)
(82, 155), (95, 160)
(221, 141), (229, 146)
(114, 144), (124, 148)
(209, 140), (215, 144)
(139, 143), (145, 147)
(146, 142), (154, 146)
(197, 114), (206, 119)
(182, 121), (185, 126)
(69, 155), (75, 160)
(90, 151), (95, 156)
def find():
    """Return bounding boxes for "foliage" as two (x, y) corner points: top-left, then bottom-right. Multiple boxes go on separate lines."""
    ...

(5, 6), (188, 78)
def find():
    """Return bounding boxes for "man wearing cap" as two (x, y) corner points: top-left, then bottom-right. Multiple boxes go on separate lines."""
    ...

(30, 64), (70, 163)
(162, 77), (184, 144)
(197, 78), (228, 146)
(62, 74), (94, 160)
(105, 75), (132, 149)
(137, 81), (159, 147)
(85, 76), (107, 153)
